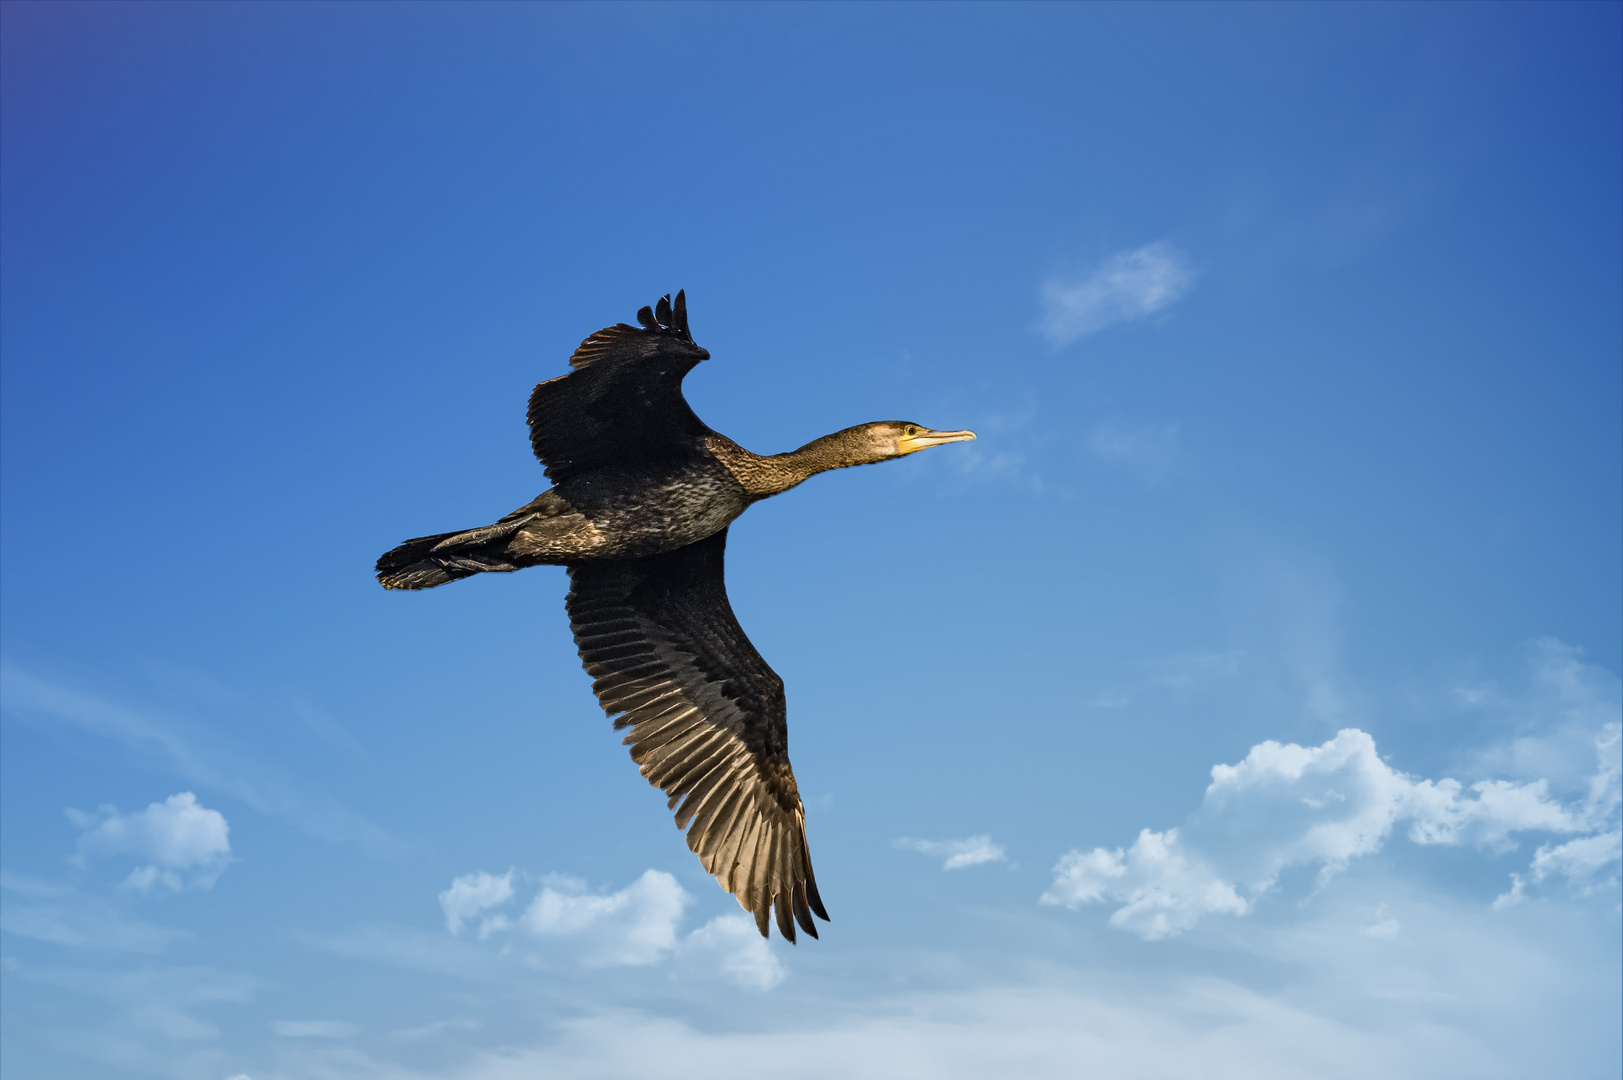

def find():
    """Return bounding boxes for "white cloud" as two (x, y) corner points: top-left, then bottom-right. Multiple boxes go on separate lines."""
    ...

(1090, 420), (1181, 483)
(273, 1019), (360, 1038)
(67, 792), (231, 892)
(1495, 828), (1622, 909)
(278, 917), (1618, 1080)
(895, 835), (1007, 870)
(1044, 723), (1619, 938)
(1040, 242), (1194, 345)
(28, 877), (1623, 1080)
(439, 869), (515, 937)
(414, 868), (786, 990)
(677, 914), (786, 991)
(1045, 829), (1247, 940)
(520, 870), (690, 967)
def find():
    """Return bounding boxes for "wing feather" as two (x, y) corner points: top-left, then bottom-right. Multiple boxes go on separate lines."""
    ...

(687, 777), (746, 846)
(565, 528), (829, 941)
(709, 799), (757, 883)
(695, 785), (751, 866)
(527, 292), (712, 482)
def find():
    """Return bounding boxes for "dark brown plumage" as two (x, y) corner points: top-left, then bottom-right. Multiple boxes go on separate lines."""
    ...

(376, 292), (974, 940)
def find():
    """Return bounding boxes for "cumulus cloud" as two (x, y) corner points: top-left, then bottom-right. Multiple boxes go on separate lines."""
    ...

(1044, 829), (1246, 940)
(439, 870), (515, 937)
(1040, 242), (1194, 345)
(1044, 722), (1619, 939)
(66, 792), (231, 892)
(423, 868), (785, 990)
(521, 870), (690, 967)
(1495, 828), (1622, 909)
(895, 835), (1007, 870)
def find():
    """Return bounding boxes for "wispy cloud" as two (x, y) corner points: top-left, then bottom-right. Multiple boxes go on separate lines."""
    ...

(13, 960), (259, 1057)
(68, 792), (231, 892)
(390, 1015), (482, 1040)
(678, 914), (786, 991)
(1455, 638), (1623, 799)
(1040, 242), (1194, 346)
(1084, 650), (1242, 714)
(1156, 649), (1243, 693)
(273, 1019), (360, 1039)
(0, 664), (400, 854)
(895, 835), (1007, 870)
(439, 869), (515, 937)
(301, 923), (498, 982)
(0, 872), (188, 953)
(1090, 420), (1181, 483)
(264, 941), (1615, 1080)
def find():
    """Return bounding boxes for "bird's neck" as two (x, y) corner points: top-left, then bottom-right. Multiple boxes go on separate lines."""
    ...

(706, 432), (871, 500)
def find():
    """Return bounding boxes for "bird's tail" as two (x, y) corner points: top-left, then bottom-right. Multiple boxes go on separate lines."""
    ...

(375, 517), (530, 590)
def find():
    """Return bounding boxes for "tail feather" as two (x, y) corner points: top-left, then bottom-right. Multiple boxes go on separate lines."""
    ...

(376, 523), (525, 590)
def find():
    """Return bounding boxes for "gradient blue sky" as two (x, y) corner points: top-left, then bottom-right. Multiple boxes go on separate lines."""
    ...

(2, 4), (1619, 1078)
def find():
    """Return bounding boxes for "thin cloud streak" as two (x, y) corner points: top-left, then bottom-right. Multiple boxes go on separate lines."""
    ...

(0, 872), (189, 953)
(0, 664), (402, 855)
(895, 835), (1007, 870)
(1040, 242), (1194, 345)
(1090, 420), (1181, 484)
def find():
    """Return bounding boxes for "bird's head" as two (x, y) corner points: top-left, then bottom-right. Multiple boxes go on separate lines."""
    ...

(837, 421), (977, 465)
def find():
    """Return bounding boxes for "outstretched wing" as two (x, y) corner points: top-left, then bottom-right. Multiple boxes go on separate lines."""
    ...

(565, 528), (829, 941)
(528, 291), (711, 482)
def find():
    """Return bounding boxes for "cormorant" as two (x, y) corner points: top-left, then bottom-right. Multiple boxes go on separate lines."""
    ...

(376, 292), (975, 941)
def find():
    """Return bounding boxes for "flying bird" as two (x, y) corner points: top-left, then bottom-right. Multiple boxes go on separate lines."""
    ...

(376, 292), (974, 941)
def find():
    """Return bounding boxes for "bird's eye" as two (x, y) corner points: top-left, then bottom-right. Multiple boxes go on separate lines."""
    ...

(904, 426), (918, 436)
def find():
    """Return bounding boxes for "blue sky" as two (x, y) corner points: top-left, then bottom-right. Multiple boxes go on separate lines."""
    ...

(2, 3), (1619, 1077)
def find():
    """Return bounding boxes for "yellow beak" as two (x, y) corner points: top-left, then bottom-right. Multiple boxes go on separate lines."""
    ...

(897, 428), (977, 455)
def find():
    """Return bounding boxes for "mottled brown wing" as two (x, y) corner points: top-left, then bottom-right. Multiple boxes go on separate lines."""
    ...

(528, 292), (711, 483)
(565, 528), (829, 941)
